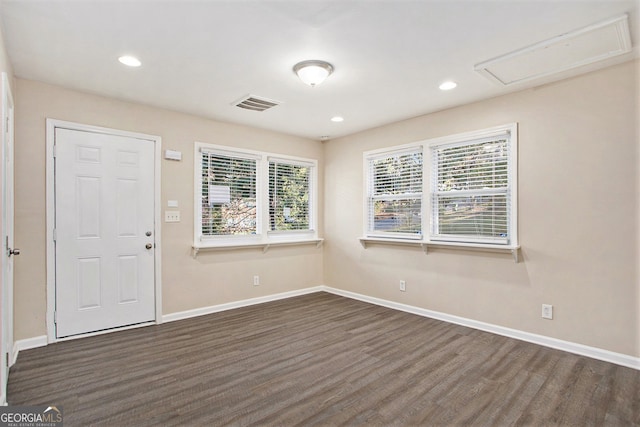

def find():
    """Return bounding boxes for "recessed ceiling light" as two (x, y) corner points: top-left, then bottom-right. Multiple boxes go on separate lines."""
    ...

(331, 116), (344, 122)
(439, 81), (457, 91)
(118, 55), (141, 67)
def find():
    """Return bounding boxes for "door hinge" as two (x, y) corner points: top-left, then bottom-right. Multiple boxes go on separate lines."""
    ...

(5, 352), (8, 367)
(53, 229), (57, 242)
(52, 145), (57, 158)
(54, 311), (57, 324)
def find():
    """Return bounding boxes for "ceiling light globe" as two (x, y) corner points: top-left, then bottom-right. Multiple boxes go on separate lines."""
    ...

(294, 60), (334, 87)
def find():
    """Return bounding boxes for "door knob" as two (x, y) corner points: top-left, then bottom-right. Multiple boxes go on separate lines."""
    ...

(145, 243), (153, 250)
(8, 248), (20, 256)
(145, 231), (152, 236)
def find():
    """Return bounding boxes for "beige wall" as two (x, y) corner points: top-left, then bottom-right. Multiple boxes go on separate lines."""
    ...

(10, 61), (639, 359)
(13, 79), (324, 340)
(324, 60), (639, 357)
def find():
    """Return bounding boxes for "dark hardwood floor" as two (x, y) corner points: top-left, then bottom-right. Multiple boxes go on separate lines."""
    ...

(8, 292), (640, 426)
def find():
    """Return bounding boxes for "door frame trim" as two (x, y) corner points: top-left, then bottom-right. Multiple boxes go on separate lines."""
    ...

(45, 119), (163, 343)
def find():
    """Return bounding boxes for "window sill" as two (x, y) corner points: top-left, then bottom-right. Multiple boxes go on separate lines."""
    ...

(359, 237), (520, 263)
(192, 238), (324, 258)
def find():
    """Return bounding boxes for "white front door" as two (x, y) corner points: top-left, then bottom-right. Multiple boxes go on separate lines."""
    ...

(1, 73), (15, 404)
(54, 128), (156, 338)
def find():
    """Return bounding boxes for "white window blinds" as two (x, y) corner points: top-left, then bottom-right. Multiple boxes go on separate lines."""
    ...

(430, 134), (511, 244)
(201, 150), (257, 236)
(367, 148), (423, 238)
(195, 143), (319, 246)
(268, 160), (311, 232)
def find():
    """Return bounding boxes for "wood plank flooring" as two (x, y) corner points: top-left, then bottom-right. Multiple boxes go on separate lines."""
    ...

(8, 292), (640, 426)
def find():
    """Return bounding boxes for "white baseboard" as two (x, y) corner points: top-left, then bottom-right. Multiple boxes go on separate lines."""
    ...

(322, 286), (640, 371)
(162, 286), (325, 323)
(12, 288), (639, 371)
(12, 335), (48, 365)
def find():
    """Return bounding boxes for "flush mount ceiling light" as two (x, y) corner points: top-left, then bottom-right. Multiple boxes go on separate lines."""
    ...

(118, 55), (141, 67)
(293, 60), (334, 87)
(331, 116), (344, 122)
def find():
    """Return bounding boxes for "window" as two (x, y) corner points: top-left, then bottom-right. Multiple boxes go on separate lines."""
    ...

(429, 131), (514, 245)
(200, 151), (258, 236)
(365, 147), (423, 239)
(195, 143), (317, 248)
(269, 160), (311, 232)
(363, 123), (517, 248)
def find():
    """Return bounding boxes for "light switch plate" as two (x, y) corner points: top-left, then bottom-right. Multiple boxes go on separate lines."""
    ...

(165, 211), (180, 222)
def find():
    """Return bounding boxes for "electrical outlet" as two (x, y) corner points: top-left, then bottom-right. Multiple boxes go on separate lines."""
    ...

(399, 280), (406, 292)
(253, 275), (260, 286)
(542, 304), (553, 320)
(165, 211), (180, 222)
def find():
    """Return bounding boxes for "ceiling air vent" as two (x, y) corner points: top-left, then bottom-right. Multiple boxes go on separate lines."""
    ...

(474, 14), (632, 86)
(233, 95), (281, 112)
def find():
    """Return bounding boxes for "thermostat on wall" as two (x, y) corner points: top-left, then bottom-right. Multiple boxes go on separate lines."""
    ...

(164, 149), (182, 161)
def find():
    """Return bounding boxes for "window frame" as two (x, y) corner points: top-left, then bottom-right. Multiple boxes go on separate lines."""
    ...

(194, 142), (318, 249)
(427, 125), (517, 246)
(363, 123), (518, 250)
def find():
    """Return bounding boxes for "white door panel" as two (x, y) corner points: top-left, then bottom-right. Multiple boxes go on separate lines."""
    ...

(55, 128), (155, 338)
(1, 72), (15, 404)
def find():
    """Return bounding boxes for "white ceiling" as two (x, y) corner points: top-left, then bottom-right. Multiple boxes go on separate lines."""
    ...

(1, 0), (638, 141)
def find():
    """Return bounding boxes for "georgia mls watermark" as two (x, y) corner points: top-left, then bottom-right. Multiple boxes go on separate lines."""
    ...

(0, 406), (63, 427)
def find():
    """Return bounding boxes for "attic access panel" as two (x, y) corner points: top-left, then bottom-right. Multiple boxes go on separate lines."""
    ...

(475, 15), (632, 86)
